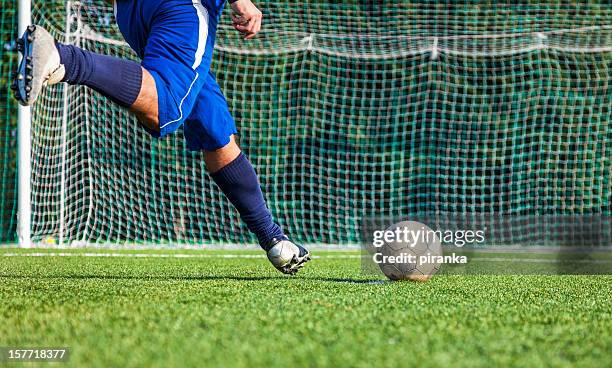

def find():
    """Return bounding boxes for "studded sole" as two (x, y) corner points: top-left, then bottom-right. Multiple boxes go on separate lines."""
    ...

(12, 25), (37, 105)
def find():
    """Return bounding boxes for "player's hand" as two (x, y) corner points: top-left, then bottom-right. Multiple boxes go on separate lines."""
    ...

(230, 0), (262, 40)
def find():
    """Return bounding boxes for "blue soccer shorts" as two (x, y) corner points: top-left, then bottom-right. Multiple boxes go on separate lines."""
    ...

(115, 0), (237, 151)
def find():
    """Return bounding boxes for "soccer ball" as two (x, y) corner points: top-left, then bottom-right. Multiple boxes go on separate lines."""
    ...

(377, 221), (442, 282)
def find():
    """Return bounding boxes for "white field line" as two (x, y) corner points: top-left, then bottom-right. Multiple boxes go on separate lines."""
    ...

(0, 252), (354, 259)
(0, 253), (610, 264)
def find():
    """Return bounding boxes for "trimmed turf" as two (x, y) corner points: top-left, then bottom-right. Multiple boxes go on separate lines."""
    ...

(0, 248), (610, 368)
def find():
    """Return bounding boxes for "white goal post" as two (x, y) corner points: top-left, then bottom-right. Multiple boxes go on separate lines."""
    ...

(17, 0), (31, 247)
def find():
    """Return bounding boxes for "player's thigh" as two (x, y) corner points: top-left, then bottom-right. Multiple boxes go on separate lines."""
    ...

(183, 72), (238, 152)
(140, 0), (215, 137)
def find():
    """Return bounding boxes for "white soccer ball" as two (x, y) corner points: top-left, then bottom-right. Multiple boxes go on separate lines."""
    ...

(377, 221), (442, 282)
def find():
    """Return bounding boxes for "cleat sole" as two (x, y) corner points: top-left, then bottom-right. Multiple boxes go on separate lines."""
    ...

(13, 25), (36, 105)
(281, 251), (312, 275)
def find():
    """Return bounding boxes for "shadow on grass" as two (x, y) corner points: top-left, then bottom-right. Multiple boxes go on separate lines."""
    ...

(0, 273), (383, 284)
(311, 277), (387, 284)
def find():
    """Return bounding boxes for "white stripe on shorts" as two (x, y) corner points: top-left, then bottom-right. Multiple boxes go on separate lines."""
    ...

(192, 0), (209, 70)
(160, 1), (209, 130)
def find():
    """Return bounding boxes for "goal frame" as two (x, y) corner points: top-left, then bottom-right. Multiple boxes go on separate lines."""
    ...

(17, 0), (32, 247)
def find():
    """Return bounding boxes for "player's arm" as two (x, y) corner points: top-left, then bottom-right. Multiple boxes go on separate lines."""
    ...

(229, 0), (262, 39)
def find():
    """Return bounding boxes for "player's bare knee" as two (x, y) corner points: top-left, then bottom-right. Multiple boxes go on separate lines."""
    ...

(135, 110), (160, 133)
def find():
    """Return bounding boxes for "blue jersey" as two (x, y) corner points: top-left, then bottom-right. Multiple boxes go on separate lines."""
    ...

(115, 0), (237, 151)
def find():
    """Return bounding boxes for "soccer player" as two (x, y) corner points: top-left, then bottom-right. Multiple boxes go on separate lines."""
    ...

(12, 0), (311, 275)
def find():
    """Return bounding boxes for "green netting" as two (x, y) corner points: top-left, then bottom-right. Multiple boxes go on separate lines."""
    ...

(0, 1), (18, 243)
(25, 1), (612, 246)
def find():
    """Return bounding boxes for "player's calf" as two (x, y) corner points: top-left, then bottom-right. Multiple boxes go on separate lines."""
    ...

(209, 151), (286, 247)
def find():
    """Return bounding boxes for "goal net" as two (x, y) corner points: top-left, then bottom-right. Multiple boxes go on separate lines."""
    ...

(28, 1), (611, 247)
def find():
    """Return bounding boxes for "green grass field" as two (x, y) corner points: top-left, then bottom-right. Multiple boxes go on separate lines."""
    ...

(0, 248), (610, 367)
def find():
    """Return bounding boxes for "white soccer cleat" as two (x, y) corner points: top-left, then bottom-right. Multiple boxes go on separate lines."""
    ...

(266, 237), (311, 275)
(12, 25), (65, 106)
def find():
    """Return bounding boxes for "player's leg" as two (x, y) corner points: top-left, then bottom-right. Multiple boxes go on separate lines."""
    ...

(206, 138), (311, 275)
(57, 40), (161, 133)
(205, 136), (283, 246)
(185, 74), (311, 274)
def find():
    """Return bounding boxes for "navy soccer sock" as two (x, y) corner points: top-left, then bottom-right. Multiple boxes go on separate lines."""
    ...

(210, 153), (285, 249)
(56, 43), (142, 107)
